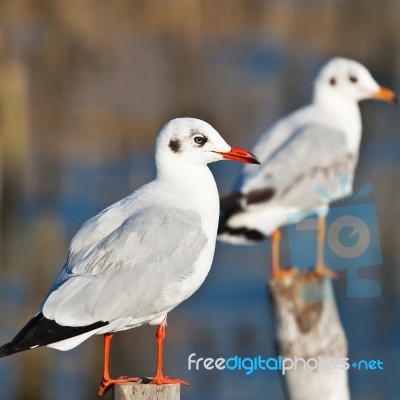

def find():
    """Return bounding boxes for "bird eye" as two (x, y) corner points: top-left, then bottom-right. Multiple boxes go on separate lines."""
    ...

(349, 75), (358, 83)
(193, 136), (207, 146)
(329, 77), (336, 86)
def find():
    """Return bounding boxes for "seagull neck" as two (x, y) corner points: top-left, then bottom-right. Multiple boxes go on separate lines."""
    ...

(313, 88), (362, 152)
(155, 161), (220, 236)
(314, 88), (360, 119)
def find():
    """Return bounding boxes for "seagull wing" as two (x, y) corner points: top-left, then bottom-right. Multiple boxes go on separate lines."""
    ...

(41, 204), (208, 327)
(224, 122), (355, 212)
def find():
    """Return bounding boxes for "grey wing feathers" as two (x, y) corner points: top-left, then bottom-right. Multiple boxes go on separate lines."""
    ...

(236, 123), (355, 210)
(42, 206), (207, 326)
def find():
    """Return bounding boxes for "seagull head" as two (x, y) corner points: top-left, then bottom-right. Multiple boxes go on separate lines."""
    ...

(314, 57), (397, 105)
(155, 118), (260, 172)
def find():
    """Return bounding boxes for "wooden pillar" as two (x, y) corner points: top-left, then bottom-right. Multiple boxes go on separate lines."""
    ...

(113, 383), (180, 400)
(269, 274), (350, 400)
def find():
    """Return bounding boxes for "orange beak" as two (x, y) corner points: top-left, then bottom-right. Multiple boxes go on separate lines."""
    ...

(214, 146), (260, 164)
(373, 86), (398, 104)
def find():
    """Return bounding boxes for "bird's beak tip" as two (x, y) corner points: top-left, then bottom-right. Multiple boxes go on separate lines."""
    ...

(249, 155), (261, 165)
(373, 86), (398, 104)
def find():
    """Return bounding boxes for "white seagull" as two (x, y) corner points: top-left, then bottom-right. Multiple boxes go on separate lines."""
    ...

(0, 118), (259, 395)
(218, 57), (397, 279)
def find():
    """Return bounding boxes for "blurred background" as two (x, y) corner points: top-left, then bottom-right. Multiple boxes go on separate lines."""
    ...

(0, 1), (399, 399)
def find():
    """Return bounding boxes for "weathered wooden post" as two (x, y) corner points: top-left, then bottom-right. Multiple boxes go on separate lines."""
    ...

(113, 383), (180, 400)
(269, 273), (350, 400)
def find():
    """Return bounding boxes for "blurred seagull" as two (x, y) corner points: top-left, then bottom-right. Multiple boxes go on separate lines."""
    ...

(0, 118), (259, 395)
(218, 57), (397, 279)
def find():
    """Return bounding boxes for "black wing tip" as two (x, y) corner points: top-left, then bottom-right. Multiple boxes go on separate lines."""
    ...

(0, 312), (109, 357)
(0, 342), (13, 358)
(0, 341), (39, 358)
(246, 187), (276, 205)
(220, 192), (243, 212)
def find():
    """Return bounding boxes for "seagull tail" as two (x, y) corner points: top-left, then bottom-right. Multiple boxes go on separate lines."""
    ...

(218, 211), (265, 245)
(217, 222), (266, 245)
(0, 312), (109, 358)
(218, 192), (266, 245)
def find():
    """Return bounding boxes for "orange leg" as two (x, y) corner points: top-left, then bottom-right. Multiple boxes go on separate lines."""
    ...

(149, 322), (189, 386)
(97, 333), (140, 396)
(314, 215), (337, 279)
(271, 229), (294, 280)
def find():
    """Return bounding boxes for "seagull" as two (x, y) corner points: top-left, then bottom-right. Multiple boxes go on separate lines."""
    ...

(218, 57), (397, 279)
(0, 118), (260, 396)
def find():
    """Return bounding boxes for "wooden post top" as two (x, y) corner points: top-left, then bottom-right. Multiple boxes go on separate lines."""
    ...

(112, 382), (180, 400)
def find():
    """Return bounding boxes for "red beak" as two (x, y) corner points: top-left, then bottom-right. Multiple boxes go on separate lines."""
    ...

(373, 86), (398, 104)
(214, 146), (260, 164)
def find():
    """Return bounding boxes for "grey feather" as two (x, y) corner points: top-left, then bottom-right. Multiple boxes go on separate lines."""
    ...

(42, 204), (207, 326)
(239, 123), (356, 210)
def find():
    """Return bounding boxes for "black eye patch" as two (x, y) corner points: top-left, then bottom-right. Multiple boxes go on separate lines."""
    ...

(169, 139), (181, 153)
(330, 77), (336, 86)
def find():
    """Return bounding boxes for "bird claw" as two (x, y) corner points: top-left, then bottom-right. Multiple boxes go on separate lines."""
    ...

(314, 263), (337, 279)
(271, 267), (295, 281)
(149, 375), (189, 386)
(97, 376), (141, 396)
